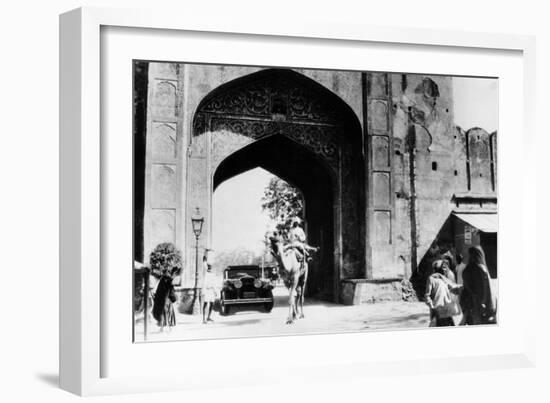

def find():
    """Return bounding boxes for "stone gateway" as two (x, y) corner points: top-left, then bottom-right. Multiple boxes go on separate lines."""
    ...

(133, 62), (497, 304)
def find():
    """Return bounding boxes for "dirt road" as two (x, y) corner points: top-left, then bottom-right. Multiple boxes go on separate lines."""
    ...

(134, 286), (430, 342)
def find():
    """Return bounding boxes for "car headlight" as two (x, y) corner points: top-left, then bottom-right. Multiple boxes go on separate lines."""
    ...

(234, 280), (243, 289)
(254, 279), (262, 288)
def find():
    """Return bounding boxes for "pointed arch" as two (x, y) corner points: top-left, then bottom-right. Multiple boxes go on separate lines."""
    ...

(193, 68), (362, 137)
(187, 68), (366, 301)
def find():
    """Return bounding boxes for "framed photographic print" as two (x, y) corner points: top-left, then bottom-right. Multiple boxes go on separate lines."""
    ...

(60, 6), (536, 396)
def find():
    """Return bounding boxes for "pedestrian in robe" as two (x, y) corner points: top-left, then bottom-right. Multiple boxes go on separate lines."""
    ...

(455, 253), (466, 285)
(462, 246), (496, 325)
(152, 268), (177, 332)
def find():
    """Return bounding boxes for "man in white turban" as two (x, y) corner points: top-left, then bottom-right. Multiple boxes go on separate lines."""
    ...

(286, 217), (317, 259)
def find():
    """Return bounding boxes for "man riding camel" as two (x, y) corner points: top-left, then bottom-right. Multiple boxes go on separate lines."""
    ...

(285, 217), (317, 260)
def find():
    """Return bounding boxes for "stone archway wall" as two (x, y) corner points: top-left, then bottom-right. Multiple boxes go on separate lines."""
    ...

(139, 63), (467, 304)
(186, 69), (365, 295)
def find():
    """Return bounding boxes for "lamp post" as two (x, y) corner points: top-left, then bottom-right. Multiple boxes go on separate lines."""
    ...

(191, 207), (204, 314)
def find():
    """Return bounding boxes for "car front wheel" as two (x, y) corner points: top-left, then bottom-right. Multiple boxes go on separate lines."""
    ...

(220, 291), (230, 316)
(264, 290), (274, 313)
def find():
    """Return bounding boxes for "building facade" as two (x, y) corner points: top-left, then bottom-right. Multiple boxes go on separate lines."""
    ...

(134, 62), (497, 304)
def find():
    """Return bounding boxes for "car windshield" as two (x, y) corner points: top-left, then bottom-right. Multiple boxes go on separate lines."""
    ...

(226, 267), (261, 279)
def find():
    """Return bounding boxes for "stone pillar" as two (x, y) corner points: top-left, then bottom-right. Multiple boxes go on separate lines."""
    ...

(365, 72), (396, 279)
(143, 63), (183, 264)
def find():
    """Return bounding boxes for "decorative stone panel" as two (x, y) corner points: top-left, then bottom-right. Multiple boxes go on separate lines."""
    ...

(195, 70), (348, 126)
(373, 211), (391, 244)
(373, 172), (391, 207)
(150, 209), (176, 245)
(151, 164), (177, 208)
(152, 80), (177, 118)
(371, 100), (388, 132)
(373, 136), (390, 168)
(151, 123), (177, 160)
(206, 118), (342, 169)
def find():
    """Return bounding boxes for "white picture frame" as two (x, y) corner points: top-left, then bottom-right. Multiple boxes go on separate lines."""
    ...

(59, 6), (537, 396)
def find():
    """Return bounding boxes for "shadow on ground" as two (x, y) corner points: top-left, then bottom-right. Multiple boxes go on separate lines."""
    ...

(275, 294), (341, 308)
(217, 318), (264, 327)
(361, 312), (430, 330)
(35, 373), (59, 388)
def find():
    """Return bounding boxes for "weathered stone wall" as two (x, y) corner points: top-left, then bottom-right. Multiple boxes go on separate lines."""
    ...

(388, 74), (452, 271)
(390, 75), (497, 274)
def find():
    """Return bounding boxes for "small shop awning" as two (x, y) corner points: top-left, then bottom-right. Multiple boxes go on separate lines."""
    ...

(453, 212), (498, 233)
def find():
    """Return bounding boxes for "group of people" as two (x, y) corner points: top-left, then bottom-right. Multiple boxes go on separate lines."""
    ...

(151, 218), (314, 331)
(150, 252), (218, 332)
(150, 221), (496, 332)
(424, 245), (496, 327)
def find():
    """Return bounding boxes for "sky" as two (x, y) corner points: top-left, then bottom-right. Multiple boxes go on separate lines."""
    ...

(453, 77), (498, 132)
(212, 77), (498, 255)
(213, 167), (274, 254)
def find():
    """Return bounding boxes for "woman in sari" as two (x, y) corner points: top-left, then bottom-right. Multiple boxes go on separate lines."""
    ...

(152, 268), (177, 332)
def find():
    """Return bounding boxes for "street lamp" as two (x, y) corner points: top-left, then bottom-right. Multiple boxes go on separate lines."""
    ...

(191, 207), (204, 313)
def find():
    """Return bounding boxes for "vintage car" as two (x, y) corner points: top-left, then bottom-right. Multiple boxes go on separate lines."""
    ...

(219, 265), (275, 315)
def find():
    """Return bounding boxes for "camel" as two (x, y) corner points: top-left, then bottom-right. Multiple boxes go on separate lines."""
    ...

(269, 234), (313, 324)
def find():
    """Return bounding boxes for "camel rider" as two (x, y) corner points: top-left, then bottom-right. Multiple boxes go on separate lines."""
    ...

(286, 217), (317, 260)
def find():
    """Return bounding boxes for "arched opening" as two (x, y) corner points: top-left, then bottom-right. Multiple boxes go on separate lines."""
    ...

(188, 68), (365, 302)
(213, 134), (335, 299)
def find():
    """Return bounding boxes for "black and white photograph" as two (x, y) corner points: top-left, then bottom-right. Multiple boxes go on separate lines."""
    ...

(4, 0), (549, 400)
(132, 62), (498, 342)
